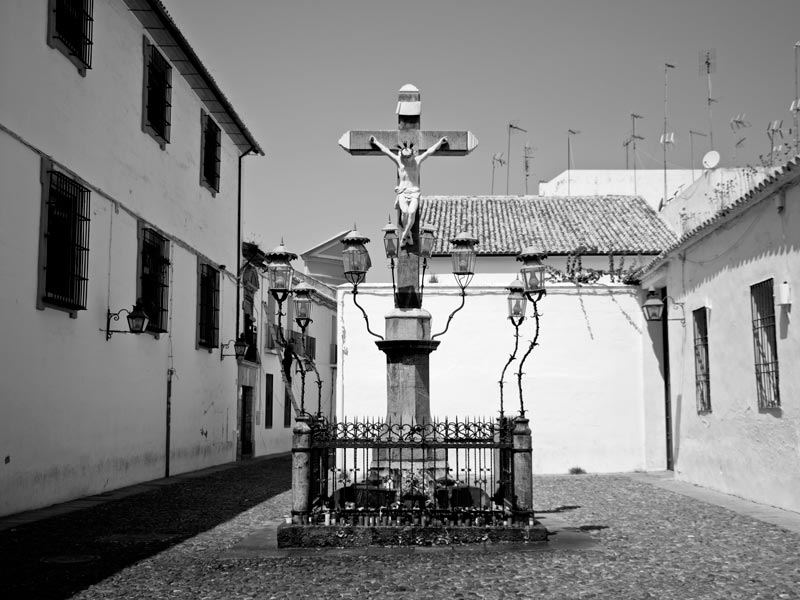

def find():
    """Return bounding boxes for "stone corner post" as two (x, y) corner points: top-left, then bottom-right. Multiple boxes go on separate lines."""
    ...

(291, 415), (312, 517)
(512, 416), (533, 515)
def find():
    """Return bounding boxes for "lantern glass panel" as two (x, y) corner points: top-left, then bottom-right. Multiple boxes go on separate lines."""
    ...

(642, 300), (664, 321)
(127, 310), (149, 333)
(451, 248), (476, 275)
(269, 263), (293, 292)
(521, 264), (545, 294)
(507, 291), (527, 319)
(383, 230), (398, 259)
(233, 338), (248, 360)
(294, 295), (312, 320)
(419, 230), (436, 259)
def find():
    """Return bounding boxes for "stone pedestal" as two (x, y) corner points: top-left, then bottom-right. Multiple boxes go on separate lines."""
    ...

(291, 416), (312, 516)
(372, 309), (443, 475)
(512, 417), (533, 514)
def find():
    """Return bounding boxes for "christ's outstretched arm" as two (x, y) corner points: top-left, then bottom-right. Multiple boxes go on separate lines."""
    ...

(370, 136), (401, 166)
(416, 136), (448, 164)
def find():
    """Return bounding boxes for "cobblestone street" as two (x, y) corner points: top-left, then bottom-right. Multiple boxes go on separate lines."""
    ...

(2, 455), (799, 600)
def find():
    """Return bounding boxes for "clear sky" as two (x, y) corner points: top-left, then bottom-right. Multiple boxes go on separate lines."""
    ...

(162, 0), (800, 273)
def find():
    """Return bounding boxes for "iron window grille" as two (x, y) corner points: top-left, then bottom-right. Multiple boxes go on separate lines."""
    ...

(283, 389), (292, 428)
(198, 263), (219, 348)
(49, 0), (93, 72)
(265, 374), (274, 429)
(693, 307), (711, 413)
(40, 170), (90, 311)
(144, 42), (172, 144)
(140, 228), (170, 333)
(750, 279), (780, 409)
(201, 112), (221, 192)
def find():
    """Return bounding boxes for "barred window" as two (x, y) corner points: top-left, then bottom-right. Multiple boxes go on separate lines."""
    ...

(693, 307), (711, 413)
(197, 262), (219, 348)
(39, 169), (90, 312)
(143, 42), (172, 144)
(751, 280), (780, 408)
(48, 0), (93, 72)
(139, 227), (170, 333)
(265, 374), (274, 429)
(201, 112), (221, 192)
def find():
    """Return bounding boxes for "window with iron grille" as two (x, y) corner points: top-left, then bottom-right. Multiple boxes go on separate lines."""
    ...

(39, 167), (90, 312)
(197, 262), (219, 349)
(751, 280), (780, 409)
(283, 388), (292, 428)
(693, 307), (711, 413)
(201, 112), (221, 192)
(48, 0), (93, 73)
(143, 41), (172, 145)
(265, 374), (274, 429)
(139, 227), (170, 333)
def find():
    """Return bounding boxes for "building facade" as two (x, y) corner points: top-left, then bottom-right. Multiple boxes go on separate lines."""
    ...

(0, 0), (262, 515)
(642, 159), (800, 513)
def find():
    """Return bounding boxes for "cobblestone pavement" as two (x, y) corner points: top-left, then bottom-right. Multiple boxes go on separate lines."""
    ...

(2, 456), (799, 600)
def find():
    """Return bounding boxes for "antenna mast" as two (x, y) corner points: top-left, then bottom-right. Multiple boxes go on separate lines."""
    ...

(523, 143), (536, 194)
(793, 41), (800, 153)
(491, 153), (506, 194)
(700, 49), (717, 151)
(567, 129), (580, 196)
(662, 62), (676, 208)
(506, 121), (527, 194)
(630, 113), (644, 196)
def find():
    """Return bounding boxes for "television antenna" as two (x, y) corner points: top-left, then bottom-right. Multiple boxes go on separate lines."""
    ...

(523, 143), (537, 194)
(699, 49), (718, 150)
(689, 130), (708, 179)
(630, 113), (645, 196)
(491, 152), (506, 194)
(662, 62), (676, 210)
(767, 120), (786, 166)
(729, 114), (750, 164)
(567, 129), (580, 196)
(506, 121), (527, 195)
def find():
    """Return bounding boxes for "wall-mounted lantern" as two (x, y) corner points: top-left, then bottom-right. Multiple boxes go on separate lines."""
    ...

(641, 287), (686, 326)
(106, 299), (150, 340)
(220, 333), (248, 361)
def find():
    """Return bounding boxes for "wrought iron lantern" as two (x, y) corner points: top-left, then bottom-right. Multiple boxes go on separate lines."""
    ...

(292, 282), (314, 329)
(641, 287), (665, 321)
(341, 228), (371, 286)
(506, 279), (527, 323)
(517, 246), (547, 301)
(264, 240), (297, 303)
(220, 333), (248, 361)
(106, 299), (150, 340)
(419, 223), (437, 260)
(382, 220), (399, 260)
(450, 230), (479, 289)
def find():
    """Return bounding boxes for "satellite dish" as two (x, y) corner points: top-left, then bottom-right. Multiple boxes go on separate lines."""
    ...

(702, 150), (720, 169)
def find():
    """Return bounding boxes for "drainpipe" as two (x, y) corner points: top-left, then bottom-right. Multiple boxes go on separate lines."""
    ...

(237, 147), (255, 335)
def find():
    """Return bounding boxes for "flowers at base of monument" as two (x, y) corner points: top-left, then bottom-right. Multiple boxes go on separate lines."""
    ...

(399, 468), (435, 503)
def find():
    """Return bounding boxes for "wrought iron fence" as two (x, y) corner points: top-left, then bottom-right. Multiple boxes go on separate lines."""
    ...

(305, 416), (518, 526)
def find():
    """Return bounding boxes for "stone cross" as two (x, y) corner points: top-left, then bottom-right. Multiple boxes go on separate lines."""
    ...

(338, 84), (478, 308)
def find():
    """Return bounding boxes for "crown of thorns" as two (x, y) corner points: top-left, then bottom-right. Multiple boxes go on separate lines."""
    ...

(396, 141), (415, 151)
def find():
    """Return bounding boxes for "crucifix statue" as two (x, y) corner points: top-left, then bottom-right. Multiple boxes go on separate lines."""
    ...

(339, 84), (478, 309)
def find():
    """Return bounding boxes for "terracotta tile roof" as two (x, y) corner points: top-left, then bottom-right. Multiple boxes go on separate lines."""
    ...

(642, 156), (800, 275)
(421, 195), (677, 256)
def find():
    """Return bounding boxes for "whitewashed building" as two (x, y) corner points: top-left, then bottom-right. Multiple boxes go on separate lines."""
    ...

(0, 0), (263, 515)
(337, 195), (677, 474)
(641, 158), (800, 513)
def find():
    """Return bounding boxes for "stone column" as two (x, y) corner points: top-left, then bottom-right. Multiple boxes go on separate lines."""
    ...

(512, 416), (533, 514)
(291, 415), (312, 518)
(375, 308), (440, 425)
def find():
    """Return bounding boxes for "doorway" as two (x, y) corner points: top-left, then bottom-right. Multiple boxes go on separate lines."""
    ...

(241, 386), (254, 458)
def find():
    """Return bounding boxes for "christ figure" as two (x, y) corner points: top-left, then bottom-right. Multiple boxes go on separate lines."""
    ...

(370, 135), (448, 247)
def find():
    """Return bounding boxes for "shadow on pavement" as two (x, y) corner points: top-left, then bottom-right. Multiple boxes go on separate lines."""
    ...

(0, 455), (291, 600)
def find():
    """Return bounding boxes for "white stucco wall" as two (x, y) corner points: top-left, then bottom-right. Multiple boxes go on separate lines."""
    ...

(336, 280), (666, 474)
(648, 181), (800, 513)
(539, 170), (696, 211)
(0, 0), (251, 515)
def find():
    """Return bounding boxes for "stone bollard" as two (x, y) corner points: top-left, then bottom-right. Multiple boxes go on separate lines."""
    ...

(512, 416), (533, 514)
(291, 415), (312, 519)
